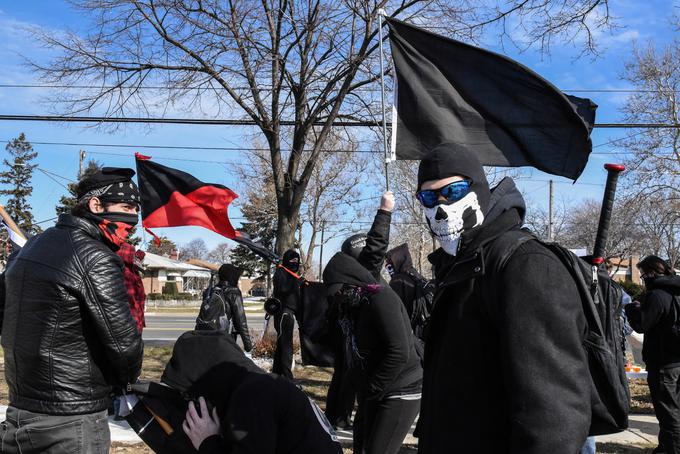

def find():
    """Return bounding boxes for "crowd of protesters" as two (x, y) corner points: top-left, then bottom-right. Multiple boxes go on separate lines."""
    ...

(0, 143), (679, 454)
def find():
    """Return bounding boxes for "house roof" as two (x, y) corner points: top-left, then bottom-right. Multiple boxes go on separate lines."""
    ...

(143, 251), (213, 273)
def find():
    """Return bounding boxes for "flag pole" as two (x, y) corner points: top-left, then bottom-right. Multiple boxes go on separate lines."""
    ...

(0, 205), (26, 241)
(378, 9), (390, 191)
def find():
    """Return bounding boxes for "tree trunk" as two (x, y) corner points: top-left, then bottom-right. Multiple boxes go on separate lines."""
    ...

(275, 211), (298, 257)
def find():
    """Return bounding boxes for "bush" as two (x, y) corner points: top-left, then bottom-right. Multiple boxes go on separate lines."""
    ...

(162, 282), (179, 296)
(619, 280), (644, 300)
(147, 292), (198, 301)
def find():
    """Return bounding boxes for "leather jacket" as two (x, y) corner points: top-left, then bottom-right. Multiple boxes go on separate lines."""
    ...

(0, 214), (144, 415)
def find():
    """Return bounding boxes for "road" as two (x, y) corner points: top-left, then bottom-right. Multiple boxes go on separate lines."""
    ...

(143, 311), (268, 345)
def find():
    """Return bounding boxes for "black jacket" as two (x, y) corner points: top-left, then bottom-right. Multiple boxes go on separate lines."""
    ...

(198, 280), (253, 352)
(324, 252), (423, 400)
(625, 275), (680, 369)
(273, 268), (302, 312)
(386, 243), (419, 318)
(0, 214), (144, 415)
(357, 209), (391, 282)
(162, 331), (342, 454)
(418, 178), (590, 454)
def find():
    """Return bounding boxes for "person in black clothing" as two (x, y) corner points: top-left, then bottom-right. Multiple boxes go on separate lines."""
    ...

(325, 192), (394, 431)
(324, 251), (423, 454)
(385, 243), (421, 318)
(272, 249), (303, 379)
(196, 263), (253, 352)
(414, 143), (590, 454)
(625, 255), (680, 454)
(162, 331), (342, 454)
(0, 167), (144, 453)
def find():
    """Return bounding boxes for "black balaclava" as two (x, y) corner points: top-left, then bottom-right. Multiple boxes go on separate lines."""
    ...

(417, 143), (491, 256)
(282, 249), (300, 272)
(341, 233), (367, 260)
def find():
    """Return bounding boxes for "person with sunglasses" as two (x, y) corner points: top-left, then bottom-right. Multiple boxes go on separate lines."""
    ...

(414, 143), (591, 454)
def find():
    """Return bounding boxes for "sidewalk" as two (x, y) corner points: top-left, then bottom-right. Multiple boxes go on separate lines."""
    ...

(0, 405), (659, 448)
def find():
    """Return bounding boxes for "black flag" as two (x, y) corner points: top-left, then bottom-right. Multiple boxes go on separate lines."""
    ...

(387, 18), (597, 180)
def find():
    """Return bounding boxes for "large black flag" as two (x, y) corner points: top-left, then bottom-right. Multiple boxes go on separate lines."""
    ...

(387, 18), (597, 180)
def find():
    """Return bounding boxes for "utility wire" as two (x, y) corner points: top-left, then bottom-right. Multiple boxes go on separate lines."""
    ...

(1, 83), (678, 94)
(1, 114), (679, 129)
(4, 138), (655, 156)
(36, 168), (70, 189)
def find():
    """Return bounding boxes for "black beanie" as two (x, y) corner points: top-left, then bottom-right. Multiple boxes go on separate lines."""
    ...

(417, 143), (490, 213)
(282, 249), (300, 271)
(76, 167), (140, 205)
(341, 233), (367, 260)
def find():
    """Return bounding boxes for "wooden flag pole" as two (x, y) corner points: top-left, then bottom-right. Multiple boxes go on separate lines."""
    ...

(0, 205), (27, 241)
(378, 9), (390, 191)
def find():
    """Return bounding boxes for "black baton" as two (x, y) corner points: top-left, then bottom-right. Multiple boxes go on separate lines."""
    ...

(592, 163), (625, 266)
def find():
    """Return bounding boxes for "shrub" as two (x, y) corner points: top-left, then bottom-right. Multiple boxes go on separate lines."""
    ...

(619, 280), (644, 301)
(162, 282), (179, 296)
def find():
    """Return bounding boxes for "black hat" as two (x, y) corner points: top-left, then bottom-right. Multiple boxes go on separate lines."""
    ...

(76, 167), (140, 205)
(341, 233), (367, 259)
(282, 249), (300, 272)
(417, 143), (490, 213)
(218, 263), (243, 286)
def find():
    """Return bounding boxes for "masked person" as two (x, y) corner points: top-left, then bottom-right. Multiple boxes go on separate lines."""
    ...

(0, 167), (144, 453)
(414, 143), (590, 454)
(325, 192), (394, 430)
(196, 263), (253, 352)
(272, 249), (303, 379)
(324, 249), (423, 454)
(625, 256), (680, 454)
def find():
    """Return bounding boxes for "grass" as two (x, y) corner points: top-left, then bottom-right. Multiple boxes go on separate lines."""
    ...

(0, 349), (659, 453)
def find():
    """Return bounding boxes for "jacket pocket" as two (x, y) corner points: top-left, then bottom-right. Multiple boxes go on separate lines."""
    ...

(25, 419), (83, 454)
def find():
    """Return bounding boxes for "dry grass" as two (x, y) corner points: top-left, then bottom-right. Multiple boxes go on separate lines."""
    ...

(629, 379), (654, 414)
(596, 443), (656, 453)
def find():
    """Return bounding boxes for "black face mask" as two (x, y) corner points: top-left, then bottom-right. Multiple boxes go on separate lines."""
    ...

(99, 210), (139, 227)
(643, 275), (657, 288)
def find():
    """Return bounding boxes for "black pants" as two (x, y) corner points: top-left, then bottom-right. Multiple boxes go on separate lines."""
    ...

(272, 308), (296, 380)
(325, 351), (356, 427)
(648, 366), (680, 454)
(353, 397), (420, 454)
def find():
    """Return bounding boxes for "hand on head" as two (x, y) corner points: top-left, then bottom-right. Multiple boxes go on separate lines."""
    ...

(182, 396), (220, 450)
(380, 191), (395, 212)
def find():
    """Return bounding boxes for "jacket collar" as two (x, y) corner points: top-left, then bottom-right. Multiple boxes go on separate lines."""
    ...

(429, 209), (523, 289)
(56, 213), (105, 242)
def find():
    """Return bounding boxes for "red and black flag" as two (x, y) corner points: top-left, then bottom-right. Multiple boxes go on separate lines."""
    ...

(387, 18), (597, 180)
(135, 153), (237, 239)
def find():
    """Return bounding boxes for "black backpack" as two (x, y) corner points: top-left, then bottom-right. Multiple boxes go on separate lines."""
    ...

(406, 271), (434, 341)
(488, 229), (630, 436)
(195, 284), (231, 332)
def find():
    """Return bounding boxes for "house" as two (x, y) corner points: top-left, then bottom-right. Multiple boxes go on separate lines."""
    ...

(607, 256), (642, 284)
(142, 253), (263, 296)
(142, 252), (212, 296)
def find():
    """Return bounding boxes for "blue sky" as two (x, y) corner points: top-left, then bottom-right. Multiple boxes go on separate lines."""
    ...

(0, 0), (678, 264)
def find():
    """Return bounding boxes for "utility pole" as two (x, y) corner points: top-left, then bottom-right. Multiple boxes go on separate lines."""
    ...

(78, 150), (86, 179)
(548, 179), (554, 241)
(318, 220), (325, 281)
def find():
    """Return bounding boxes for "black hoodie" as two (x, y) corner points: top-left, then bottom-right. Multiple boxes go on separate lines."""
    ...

(419, 177), (590, 454)
(323, 252), (423, 399)
(162, 331), (341, 454)
(386, 244), (420, 318)
(625, 274), (680, 369)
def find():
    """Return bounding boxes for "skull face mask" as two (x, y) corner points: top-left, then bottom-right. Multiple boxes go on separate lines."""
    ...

(424, 191), (485, 256)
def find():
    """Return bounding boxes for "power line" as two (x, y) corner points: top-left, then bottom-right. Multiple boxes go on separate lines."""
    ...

(1, 114), (680, 129)
(1, 83), (678, 95)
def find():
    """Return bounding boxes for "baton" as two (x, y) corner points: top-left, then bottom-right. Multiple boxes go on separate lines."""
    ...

(592, 163), (625, 266)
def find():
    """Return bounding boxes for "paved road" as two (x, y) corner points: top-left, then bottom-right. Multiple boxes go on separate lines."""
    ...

(143, 312), (268, 344)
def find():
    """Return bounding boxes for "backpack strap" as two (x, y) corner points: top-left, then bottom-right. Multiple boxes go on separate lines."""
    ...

(484, 228), (536, 273)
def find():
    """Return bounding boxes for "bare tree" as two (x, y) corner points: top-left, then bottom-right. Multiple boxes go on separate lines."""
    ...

(208, 242), (232, 264)
(634, 193), (680, 269)
(619, 37), (680, 198)
(30, 0), (612, 254)
(558, 198), (646, 260)
(180, 238), (209, 261)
